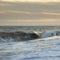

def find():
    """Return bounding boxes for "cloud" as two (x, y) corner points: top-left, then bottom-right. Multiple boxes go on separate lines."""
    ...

(0, 2), (60, 26)
(1, 0), (60, 2)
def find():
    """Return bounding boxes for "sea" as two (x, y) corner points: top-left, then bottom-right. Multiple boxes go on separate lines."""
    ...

(0, 26), (60, 60)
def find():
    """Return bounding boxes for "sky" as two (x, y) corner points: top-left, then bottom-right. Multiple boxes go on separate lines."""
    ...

(1, 0), (60, 2)
(0, 0), (60, 26)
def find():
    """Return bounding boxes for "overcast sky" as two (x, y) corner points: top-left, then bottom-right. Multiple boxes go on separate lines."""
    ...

(1, 0), (60, 2)
(0, 0), (60, 26)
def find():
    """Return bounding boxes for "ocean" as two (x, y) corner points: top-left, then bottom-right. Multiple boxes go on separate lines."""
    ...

(0, 26), (60, 60)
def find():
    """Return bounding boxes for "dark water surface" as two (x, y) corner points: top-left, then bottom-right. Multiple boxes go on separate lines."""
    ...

(0, 26), (60, 60)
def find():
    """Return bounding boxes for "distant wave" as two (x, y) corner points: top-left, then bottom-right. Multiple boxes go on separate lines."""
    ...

(0, 31), (60, 42)
(0, 31), (41, 42)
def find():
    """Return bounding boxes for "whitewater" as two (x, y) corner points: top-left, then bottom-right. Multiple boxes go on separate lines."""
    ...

(0, 26), (60, 60)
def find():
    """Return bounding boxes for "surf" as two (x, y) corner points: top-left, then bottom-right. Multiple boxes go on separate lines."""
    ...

(0, 30), (60, 42)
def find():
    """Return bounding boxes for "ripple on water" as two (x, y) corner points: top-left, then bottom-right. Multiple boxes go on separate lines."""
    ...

(0, 37), (60, 60)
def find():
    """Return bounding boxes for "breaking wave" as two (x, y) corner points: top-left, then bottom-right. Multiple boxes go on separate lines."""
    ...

(0, 30), (60, 42)
(0, 30), (60, 60)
